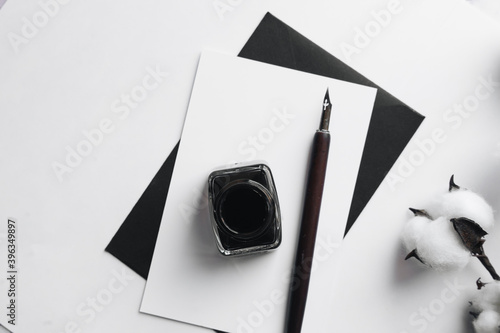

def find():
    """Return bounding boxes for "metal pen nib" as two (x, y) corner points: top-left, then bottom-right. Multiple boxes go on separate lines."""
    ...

(320, 88), (331, 131)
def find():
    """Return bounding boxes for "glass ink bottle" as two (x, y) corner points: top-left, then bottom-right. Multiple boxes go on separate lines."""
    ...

(208, 163), (281, 256)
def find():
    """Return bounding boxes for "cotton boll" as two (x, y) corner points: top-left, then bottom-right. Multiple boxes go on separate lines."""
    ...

(415, 217), (471, 271)
(432, 189), (495, 231)
(473, 310), (500, 333)
(481, 282), (500, 312)
(471, 282), (500, 333)
(402, 215), (430, 253)
(477, 281), (500, 313)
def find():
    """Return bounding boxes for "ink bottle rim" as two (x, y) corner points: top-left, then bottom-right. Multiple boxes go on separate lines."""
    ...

(214, 179), (275, 241)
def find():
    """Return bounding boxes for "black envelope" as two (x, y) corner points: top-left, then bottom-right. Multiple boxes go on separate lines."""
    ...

(106, 12), (424, 281)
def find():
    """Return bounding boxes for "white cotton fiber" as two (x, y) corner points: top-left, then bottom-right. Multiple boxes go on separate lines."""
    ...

(402, 215), (431, 252)
(414, 217), (471, 271)
(473, 310), (500, 333)
(476, 281), (500, 313)
(431, 189), (495, 231)
(481, 282), (500, 312)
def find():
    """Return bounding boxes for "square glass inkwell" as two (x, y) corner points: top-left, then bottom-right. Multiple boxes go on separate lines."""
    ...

(208, 163), (281, 256)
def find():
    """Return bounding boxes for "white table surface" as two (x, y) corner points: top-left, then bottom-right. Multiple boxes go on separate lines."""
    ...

(1, 0), (500, 332)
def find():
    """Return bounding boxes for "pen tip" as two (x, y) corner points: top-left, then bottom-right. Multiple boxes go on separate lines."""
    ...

(320, 88), (331, 131)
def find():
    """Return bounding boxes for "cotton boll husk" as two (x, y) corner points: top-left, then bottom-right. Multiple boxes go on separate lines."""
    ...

(430, 190), (495, 231)
(401, 215), (430, 252)
(415, 217), (471, 271)
(473, 310), (500, 333)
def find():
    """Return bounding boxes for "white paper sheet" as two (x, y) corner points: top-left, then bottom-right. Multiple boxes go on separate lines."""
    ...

(140, 50), (376, 333)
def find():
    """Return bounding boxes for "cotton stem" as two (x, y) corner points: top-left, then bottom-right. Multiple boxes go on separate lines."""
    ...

(476, 247), (500, 281)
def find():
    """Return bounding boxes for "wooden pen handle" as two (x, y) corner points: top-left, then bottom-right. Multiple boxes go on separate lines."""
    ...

(286, 130), (330, 333)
